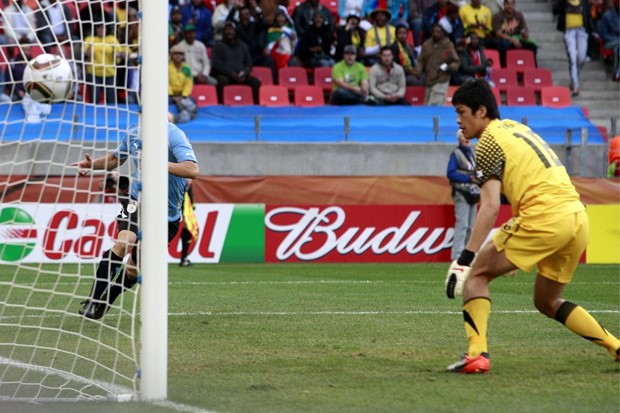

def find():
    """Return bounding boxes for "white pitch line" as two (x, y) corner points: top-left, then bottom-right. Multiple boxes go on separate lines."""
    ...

(168, 309), (620, 317)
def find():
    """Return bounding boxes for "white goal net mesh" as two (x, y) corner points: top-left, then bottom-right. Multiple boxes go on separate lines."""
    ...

(0, 0), (142, 401)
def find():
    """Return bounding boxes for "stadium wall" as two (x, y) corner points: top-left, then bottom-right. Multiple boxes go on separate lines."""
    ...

(1, 142), (610, 177)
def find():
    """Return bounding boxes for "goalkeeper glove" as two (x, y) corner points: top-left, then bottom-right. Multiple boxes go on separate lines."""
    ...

(445, 250), (475, 299)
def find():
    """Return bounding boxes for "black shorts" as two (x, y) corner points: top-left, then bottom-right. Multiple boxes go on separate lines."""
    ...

(116, 199), (182, 265)
(117, 199), (181, 242)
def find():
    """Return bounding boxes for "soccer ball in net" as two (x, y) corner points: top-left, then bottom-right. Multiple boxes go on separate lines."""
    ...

(23, 53), (73, 103)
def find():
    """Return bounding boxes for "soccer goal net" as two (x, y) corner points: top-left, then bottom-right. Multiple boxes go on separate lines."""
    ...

(0, 0), (165, 402)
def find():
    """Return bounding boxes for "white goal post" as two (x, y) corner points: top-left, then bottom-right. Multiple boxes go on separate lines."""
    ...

(0, 0), (169, 402)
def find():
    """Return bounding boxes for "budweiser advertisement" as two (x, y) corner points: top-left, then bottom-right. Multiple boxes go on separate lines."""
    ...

(2, 203), (523, 264)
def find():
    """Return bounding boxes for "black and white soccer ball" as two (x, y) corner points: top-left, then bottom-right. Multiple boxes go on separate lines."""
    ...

(23, 53), (73, 103)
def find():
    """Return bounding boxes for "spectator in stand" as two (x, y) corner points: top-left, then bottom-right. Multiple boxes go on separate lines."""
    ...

(79, 1), (114, 39)
(390, 21), (424, 85)
(292, 0), (335, 40)
(553, 0), (594, 96)
(276, 0), (296, 27)
(368, 46), (409, 104)
(339, 0), (365, 26)
(459, 0), (493, 43)
(421, 0), (449, 45)
(212, 20), (261, 103)
(178, 23), (218, 85)
(2, 0), (37, 46)
(298, 13), (336, 68)
(488, 0), (538, 67)
(456, 32), (493, 85)
(182, 0), (214, 46)
(331, 45), (375, 104)
(84, 22), (128, 104)
(168, 43), (198, 123)
(334, 12), (367, 62)
(169, 5), (185, 46)
(414, 23), (460, 105)
(35, 0), (77, 52)
(438, 2), (466, 47)
(213, 0), (241, 42)
(408, 0), (435, 46)
(227, 1), (273, 69)
(364, 8), (396, 66)
(447, 129), (479, 262)
(265, 10), (299, 70)
(362, 0), (409, 25)
(599, 0), (619, 81)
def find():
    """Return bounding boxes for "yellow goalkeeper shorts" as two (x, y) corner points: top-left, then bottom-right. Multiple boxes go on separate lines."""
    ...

(492, 210), (589, 283)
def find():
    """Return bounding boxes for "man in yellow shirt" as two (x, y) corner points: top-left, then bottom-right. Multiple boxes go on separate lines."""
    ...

(168, 44), (198, 123)
(444, 78), (620, 373)
(459, 0), (493, 40)
(84, 23), (127, 104)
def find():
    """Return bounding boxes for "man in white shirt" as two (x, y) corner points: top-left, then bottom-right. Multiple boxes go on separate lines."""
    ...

(178, 24), (218, 86)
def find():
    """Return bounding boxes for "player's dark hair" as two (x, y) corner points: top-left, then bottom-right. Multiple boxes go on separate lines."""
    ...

(452, 79), (500, 120)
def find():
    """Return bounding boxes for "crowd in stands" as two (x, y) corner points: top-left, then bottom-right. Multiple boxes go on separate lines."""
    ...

(0, 0), (618, 120)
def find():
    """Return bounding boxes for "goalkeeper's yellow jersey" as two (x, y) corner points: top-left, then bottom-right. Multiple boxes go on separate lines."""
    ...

(475, 119), (585, 219)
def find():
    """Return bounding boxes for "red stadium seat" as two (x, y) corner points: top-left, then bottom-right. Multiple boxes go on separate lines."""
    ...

(278, 67), (309, 91)
(491, 86), (502, 106)
(540, 85), (572, 108)
(313, 66), (333, 93)
(505, 49), (536, 74)
(405, 86), (425, 106)
(505, 86), (537, 106)
(483, 48), (502, 70)
(490, 68), (518, 92)
(251, 66), (274, 86)
(294, 85), (325, 106)
(223, 85), (254, 106)
(522, 67), (553, 93)
(192, 84), (218, 107)
(259, 85), (290, 106)
(444, 85), (459, 106)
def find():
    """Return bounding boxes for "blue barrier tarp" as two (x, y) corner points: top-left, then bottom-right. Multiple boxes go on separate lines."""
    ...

(0, 102), (605, 144)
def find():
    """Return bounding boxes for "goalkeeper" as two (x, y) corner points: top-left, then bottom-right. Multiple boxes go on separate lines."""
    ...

(444, 79), (620, 374)
(71, 122), (199, 320)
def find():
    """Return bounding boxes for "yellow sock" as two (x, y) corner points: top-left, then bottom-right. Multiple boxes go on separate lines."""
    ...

(463, 297), (491, 357)
(555, 301), (620, 357)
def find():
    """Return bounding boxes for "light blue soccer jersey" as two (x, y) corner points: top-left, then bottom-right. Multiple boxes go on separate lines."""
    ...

(114, 122), (197, 222)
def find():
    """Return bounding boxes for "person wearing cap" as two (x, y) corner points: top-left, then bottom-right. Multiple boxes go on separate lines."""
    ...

(335, 13), (368, 62)
(364, 8), (396, 66)
(390, 21), (424, 85)
(414, 23), (460, 105)
(292, 0), (335, 39)
(213, 0), (242, 42)
(211, 20), (262, 103)
(181, 0), (213, 46)
(361, 0), (409, 26)
(331, 45), (374, 105)
(169, 44), (198, 123)
(298, 13), (336, 68)
(265, 10), (299, 69)
(169, 6), (185, 46)
(177, 23), (218, 85)
(368, 46), (409, 105)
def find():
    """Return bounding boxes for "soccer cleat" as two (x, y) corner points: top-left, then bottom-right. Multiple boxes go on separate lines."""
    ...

(446, 352), (490, 374)
(78, 300), (108, 320)
(179, 259), (193, 267)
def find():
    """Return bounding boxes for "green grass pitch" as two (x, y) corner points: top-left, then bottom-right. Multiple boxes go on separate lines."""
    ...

(1, 263), (619, 413)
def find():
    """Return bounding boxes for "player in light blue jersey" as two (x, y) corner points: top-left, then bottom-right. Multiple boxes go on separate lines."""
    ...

(71, 122), (199, 320)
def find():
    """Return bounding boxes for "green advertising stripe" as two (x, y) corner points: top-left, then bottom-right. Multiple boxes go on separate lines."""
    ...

(0, 207), (37, 262)
(220, 204), (265, 263)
